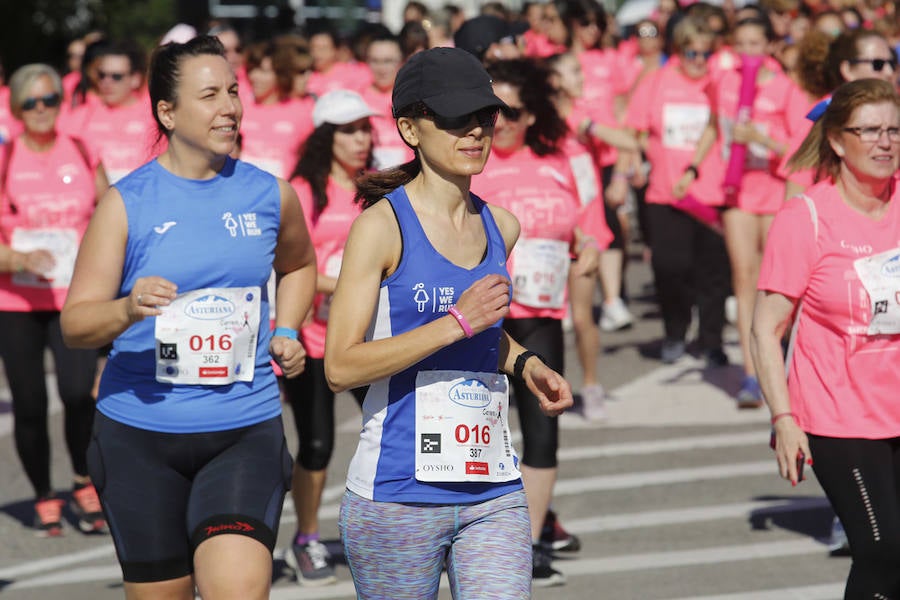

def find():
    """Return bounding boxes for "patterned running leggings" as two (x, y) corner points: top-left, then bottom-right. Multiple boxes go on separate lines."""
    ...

(339, 489), (532, 599)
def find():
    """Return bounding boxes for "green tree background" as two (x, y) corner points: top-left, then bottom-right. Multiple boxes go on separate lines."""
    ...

(0, 0), (181, 75)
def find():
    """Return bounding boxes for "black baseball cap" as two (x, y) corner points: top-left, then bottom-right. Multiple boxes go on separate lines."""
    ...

(453, 16), (528, 61)
(391, 47), (508, 119)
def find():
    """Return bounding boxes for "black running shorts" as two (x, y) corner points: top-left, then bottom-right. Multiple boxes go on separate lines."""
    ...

(87, 412), (292, 583)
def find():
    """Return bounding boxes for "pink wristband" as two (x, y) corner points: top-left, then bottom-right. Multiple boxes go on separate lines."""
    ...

(448, 306), (474, 338)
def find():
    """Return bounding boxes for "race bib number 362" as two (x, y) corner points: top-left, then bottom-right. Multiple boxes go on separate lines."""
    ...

(155, 286), (261, 385)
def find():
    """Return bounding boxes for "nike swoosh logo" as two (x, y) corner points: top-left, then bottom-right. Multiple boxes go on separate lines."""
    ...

(154, 221), (177, 234)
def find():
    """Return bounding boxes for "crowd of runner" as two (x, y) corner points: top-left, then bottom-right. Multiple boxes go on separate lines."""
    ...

(2, 0), (900, 597)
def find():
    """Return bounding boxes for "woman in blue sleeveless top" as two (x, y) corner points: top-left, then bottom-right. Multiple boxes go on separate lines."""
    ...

(324, 47), (573, 599)
(60, 36), (317, 599)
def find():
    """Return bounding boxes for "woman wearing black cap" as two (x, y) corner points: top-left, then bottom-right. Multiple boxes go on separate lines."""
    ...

(324, 47), (573, 598)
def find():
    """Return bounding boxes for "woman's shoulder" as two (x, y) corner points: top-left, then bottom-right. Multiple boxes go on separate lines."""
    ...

(483, 202), (520, 244)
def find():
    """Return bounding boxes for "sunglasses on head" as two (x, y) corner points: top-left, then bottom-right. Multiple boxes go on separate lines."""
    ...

(418, 105), (500, 130)
(683, 49), (713, 61)
(637, 23), (659, 38)
(849, 58), (897, 72)
(97, 70), (127, 82)
(21, 92), (61, 111)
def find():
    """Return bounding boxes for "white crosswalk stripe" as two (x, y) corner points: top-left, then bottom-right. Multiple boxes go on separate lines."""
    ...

(0, 307), (848, 599)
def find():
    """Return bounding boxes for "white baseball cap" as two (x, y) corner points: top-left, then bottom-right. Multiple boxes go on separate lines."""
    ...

(312, 90), (379, 128)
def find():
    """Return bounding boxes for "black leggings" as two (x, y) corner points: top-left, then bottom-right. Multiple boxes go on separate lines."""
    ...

(503, 317), (563, 469)
(644, 203), (731, 350)
(808, 434), (900, 599)
(283, 357), (365, 471)
(0, 311), (97, 499)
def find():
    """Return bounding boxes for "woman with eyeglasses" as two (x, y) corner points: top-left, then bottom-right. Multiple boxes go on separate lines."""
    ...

(752, 78), (900, 598)
(778, 28), (897, 201)
(59, 40), (154, 186)
(625, 16), (731, 366)
(324, 47), (572, 599)
(0, 63), (109, 537)
(282, 90), (376, 587)
(474, 57), (606, 587)
(678, 16), (793, 408)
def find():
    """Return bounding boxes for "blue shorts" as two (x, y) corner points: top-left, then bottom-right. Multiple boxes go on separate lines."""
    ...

(87, 412), (292, 582)
(339, 489), (532, 599)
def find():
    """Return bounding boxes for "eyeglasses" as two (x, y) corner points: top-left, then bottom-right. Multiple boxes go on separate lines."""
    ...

(848, 58), (897, 72)
(419, 105), (500, 130)
(502, 106), (526, 122)
(637, 24), (659, 39)
(683, 49), (713, 61)
(97, 70), (128, 82)
(21, 93), (61, 111)
(843, 126), (900, 143)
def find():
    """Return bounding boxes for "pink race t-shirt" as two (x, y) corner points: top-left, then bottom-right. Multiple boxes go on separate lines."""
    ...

(360, 85), (413, 170)
(626, 63), (725, 206)
(579, 49), (628, 168)
(0, 136), (98, 311)
(0, 87), (23, 145)
(474, 146), (609, 320)
(711, 63), (792, 213)
(292, 176), (362, 358)
(776, 88), (825, 190)
(240, 96), (315, 179)
(307, 62), (369, 97)
(758, 182), (900, 438)
(60, 97), (156, 183)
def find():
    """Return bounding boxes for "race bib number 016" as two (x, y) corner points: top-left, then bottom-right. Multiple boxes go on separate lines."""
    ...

(415, 370), (520, 483)
(855, 249), (900, 335)
(511, 238), (570, 309)
(155, 286), (261, 385)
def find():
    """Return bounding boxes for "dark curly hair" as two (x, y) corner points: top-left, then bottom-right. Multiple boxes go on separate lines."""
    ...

(291, 122), (374, 220)
(487, 58), (568, 156)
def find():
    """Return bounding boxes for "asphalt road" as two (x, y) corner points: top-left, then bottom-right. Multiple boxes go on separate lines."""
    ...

(0, 255), (849, 599)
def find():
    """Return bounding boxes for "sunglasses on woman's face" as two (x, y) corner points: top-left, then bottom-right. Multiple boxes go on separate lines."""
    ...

(21, 92), (61, 111)
(97, 70), (128, 82)
(849, 58), (897, 72)
(421, 106), (500, 130)
(683, 49), (713, 61)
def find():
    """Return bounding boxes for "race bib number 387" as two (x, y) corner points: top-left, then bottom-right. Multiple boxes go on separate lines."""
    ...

(415, 370), (520, 483)
(155, 286), (261, 385)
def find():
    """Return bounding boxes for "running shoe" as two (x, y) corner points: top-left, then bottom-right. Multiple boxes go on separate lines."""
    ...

(705, 347), (729, 368)
(540, 509), (582, 552)
(660, 339), (686, 364)
(34, 497), (65, 538)
(579, 384), (607, 421)
(828, 516), (850, 556)
(725, 295), (738, 325)
(736, 375), (764, 409)
(599, 297), (634, 332)
(71, 483), (106, 533)
(532, 544), (566, 587)
(285, 539), (337, 586)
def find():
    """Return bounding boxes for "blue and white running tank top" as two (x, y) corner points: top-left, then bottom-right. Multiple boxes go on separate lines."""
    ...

(98, 158), (282, 433)
(346, 186), (524, 503)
